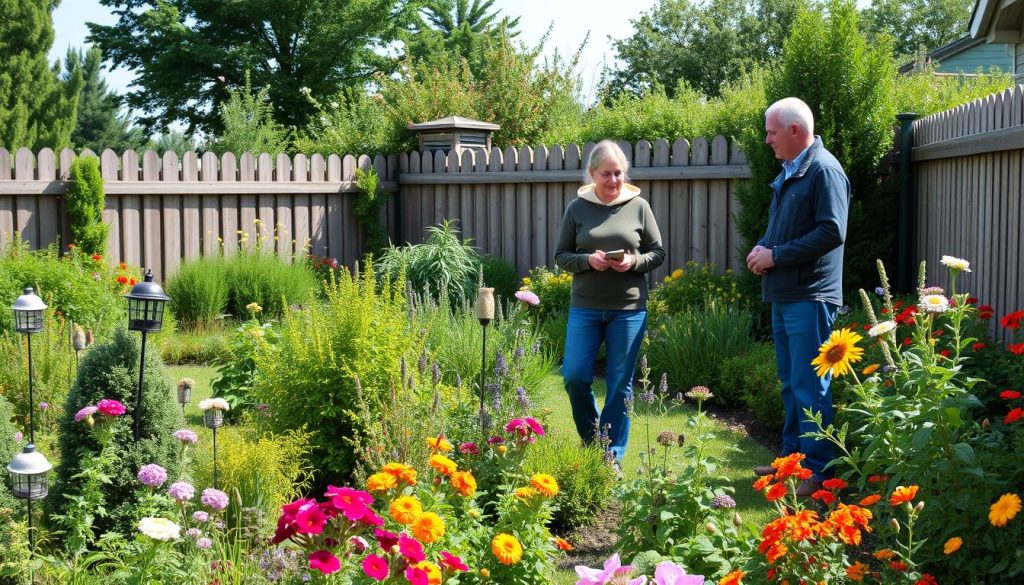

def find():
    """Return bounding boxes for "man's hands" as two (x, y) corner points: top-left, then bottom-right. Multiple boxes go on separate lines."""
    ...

(747, 245), (775, 276)
(589, 251), (635, 272)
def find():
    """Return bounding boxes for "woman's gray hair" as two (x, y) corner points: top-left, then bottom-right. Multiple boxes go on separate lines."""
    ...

(766, 97), (815, 134)
(585, 140), (630, 183)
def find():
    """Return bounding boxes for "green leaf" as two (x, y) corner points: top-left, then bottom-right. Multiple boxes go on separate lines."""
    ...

(951, 443), (977, 466)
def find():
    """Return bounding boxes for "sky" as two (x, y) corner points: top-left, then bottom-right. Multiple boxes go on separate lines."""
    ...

(49, 0), (661, 109)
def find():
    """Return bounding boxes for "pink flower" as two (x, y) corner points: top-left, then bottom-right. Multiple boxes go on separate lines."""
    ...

(575, 554), (645, 585)
(358, 508), (384, 527)
(439, 551), (468, 572)
(653, 560), (704, 585)
(398, 533), (425, 563)
(349, 536), (368, 554)
(487, 435), (505, 444)
(459, 442), (480, 454)
(515, 290), (540, 306)
(524, 417), (545, 435)
(96, 399), (126, 416)
(38, 401), (49, 411)
(294, 501), (328, 535)
(167, 481), (195, 502)
(374, 528), (399, 550)
(323, 486), (374, 522)
(404, 566), (429, 585)
(201, 488), (229, 510)
(173, 429), (199, 444)
(362, 554), (389, 581)
(504, 417), (545, 438)
(308, 550), (341, 575)
(137, 464), (168, 488)
(196, 537), (212, 549)
(74, 406), (98, 423)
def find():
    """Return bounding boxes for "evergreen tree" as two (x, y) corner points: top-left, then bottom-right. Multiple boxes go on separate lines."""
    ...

(0, 0), (82, 150)
(403, 0), (520, 77)
(68, 47), (147, 153)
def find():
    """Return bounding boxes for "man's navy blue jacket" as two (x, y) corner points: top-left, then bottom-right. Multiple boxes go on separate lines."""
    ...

(757, 137), (850, 307)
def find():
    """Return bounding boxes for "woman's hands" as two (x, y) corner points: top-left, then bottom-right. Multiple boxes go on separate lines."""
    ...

(588, 251), (634, 272)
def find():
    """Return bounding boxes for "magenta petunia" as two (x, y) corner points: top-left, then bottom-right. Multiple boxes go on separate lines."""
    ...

(96, 399), (126, 416)
(440, 550), (469, 572)
(323, 485), (374, 522)
(404, 566), (429, 585)
(459, 441), (480, 454)
(308, 550), (341, 575)
(374, 528), (399, 550)
(362, 554), (389, 581)
(294, 501), (328, 535)
(524, 417), (545, 436)
(358, 509), (385, 527)
(398, 533), (425, 563)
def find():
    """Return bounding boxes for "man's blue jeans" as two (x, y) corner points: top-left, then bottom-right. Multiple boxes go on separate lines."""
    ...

(562, 306), (647, 463)
(772, 300), (837, 479)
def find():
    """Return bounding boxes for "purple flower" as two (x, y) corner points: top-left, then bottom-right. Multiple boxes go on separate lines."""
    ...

(196, 537), (213, 550)
(711, 494), (737, 509)
(38, 401), (49, 411)
(74, 406), (97, 423)
(186, 527), (202, 538)
(173, 429), (198, 445)
(514, 345), (525, 360)
(193, 511), (210, 523)
(494, 350), (508, 377)
(167, 481), (195, 502)
(515, 386), (531, 410)
(12, 431), (23, 442)
(202, 488), (229, 511)
(514, 290), (540, 306)
(137, 464), (168, 488)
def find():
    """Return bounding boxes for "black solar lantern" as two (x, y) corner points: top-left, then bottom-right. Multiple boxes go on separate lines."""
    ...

(8, 443), (53, 552)
(125, 270), (170, 333)
(12, 288), (46, 334)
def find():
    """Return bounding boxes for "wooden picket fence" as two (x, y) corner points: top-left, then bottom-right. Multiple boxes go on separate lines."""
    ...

(0, 138), (751, 284)
(911, 85), (1024, 321)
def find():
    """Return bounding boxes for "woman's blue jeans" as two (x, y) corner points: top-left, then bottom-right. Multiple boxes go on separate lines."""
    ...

(771, 300), (837, 479)
(562, 306), (647, 463)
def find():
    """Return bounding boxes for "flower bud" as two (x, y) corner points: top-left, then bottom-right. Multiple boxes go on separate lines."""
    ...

(982, 418), (990, 429)
(706, 522), (717, 534)
(915, 501), (925, 513)
(890, 518), (900, 533)
(733, 513), (743, 527)
(468, 509), (481, 519)
(480, 568), (490, 577)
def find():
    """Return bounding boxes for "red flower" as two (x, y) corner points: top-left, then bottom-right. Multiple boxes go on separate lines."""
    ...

(91, 254), (102, 261)
(823, 478), (848, 490)
(903, 337), (912, 346)
(890, 560), (908, 571)
(868, 474), (889, 484)
(863, 324), (871, 331)
(811, 490), (836, 505)
(999, 390), (1022, 400)
(972, 342), (986, 351)
(939, 349), (951, 358)
(881, 307), (890, 314)
(1008, 343), (1024, 355)
(915, 573), (939, 585)
(1002, 310), (1024, 329)
(894, 299), (904, 309)
(978, 305), (995, 319)
(1005, 407), (1024, 424)
(308, 550), (340, 575)
(129, 277), (138, 286)
(765, 482), (788, 502)
(967, 297), (978, 304)
(116, 275), (129, 284)
(896, 306), (918, 325)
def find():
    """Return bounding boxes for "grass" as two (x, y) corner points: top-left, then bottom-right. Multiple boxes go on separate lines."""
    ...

(166, 364), (217, 428)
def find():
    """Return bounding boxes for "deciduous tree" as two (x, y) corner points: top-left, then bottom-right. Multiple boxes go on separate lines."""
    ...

(861, 0), (972, 58)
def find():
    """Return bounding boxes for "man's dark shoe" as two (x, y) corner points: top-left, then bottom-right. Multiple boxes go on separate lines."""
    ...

(753, 465), (775, 477)
(796, 478), (823, 497)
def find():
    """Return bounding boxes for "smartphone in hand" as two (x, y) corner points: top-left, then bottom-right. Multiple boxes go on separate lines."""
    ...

(605, 249), (625, 261)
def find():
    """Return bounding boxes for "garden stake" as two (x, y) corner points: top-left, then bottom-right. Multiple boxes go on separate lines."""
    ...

(476, 288), (495, 436)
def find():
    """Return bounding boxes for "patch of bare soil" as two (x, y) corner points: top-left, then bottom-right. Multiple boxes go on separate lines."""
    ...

(557, 500), (622, 572)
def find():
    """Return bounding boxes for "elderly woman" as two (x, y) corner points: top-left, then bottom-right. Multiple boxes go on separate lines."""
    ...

(554, 140), (665, 467)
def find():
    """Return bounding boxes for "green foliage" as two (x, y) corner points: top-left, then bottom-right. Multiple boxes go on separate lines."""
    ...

(224, 248), (318, 321)
(524, 437), (615, 534)
(520, 266), (572, 323)
(209, 71), (291, 156)
(211, 316), (277, 418)
(353, 167), (388, 256)
(378, 220), (481, 304)
(0, 0), (82, 150)
(165, 256), (230, 330)
(604, 0), (808, 99)
(0, 394), (20, 515)
(150, 129), (198, 157)
(895, 66), (1013, 117)
(67, 47), (147, 153)
(88, 0), (417, 135)
(192, 424), (313, 536)
(648, 261), (744, 325)
(403, 0), (520, 78)
(862, 0), (972, 58)
(251, 261), (416, 484)
(646, 301), (754, 406)
(720, 342), (782, 429)
(65, 156), (110, 257)
(0, 236), (126, 338)
(157, 329), (232, 365)
(293, 87), (401, 156)
(48, 327), (186, 536)
(479, 253), (519, 301)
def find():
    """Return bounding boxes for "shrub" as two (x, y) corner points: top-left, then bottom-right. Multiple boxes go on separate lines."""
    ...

(157, 329), (232, 365)
(0, 394), (20, 514)
(480, 253), (519, 302)
(648, 261), (744, 324)
(65, 156), (109, 256)
(720, 342), (782, 429)
(520, 265), (572, 323)
(165, 256), (230, 330)
(524, 437), (615, 534)
(225, 248), (317, 320)
(353, 167), (388, 256)
(377, 220), (481, 305)
(250, 262), (416, 485)
(208, 71), (290, 156)
(48, 327), (186, 535)
(646, 301), (754, 405)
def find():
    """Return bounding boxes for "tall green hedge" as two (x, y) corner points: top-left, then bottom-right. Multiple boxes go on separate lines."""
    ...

(65, 156), (109, 257)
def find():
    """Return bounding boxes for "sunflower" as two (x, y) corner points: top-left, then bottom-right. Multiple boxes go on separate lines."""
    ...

(411, 512), (446, 543)
(390, 496), (423, 525)
(811, 328), (864, 378)
(530, 473), (559, 498)
(989, 493), (1022, 527)
(491, 533), (523, 565)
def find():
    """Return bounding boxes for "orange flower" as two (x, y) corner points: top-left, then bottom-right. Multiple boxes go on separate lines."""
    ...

(381, 462), (417, 486)
(116, 275), (128, 284)
(426, 435), (453, 452)
(118, 262), (127, 270)
(765, 482), (788, 502)
(530, 473), (559, 497)
(753, 475), (772, 491)
(770, 453), (807, 480)
(862, 364), (880, 375)
(389, 496), (422, 525)
(859, 494), (882, 506)
(429, 454), (457, 476)
(413, 561), (442, 585)
(846, 561), (869, 581)
(450, 470), (477, 497)
(367, 472), (397, 492)
(129, 277), (138, 285)
(491, 533), (522, 565)
(411, 512), (445, 543)
(553, 537), (573, 551)
(718, 569), (745, 585)
(822, 478), (848, 490)
(989, 493), (1022, 527)
(873, 549), (895, 560)
(944, 536), (962, 554)
(889, 485), (919, 506)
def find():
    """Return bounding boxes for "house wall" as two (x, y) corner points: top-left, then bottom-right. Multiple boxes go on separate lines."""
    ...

(936, 42), (1014, 74)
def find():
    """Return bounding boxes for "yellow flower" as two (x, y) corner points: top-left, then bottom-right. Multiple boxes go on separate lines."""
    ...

(411, 512), (445, 543)
(989, 493), (1022, 527)
(366, 472), (397, 492)
(862, 363), (880, 375)
(480, 568), (490, 577)
(671, 268), (684, 279)
(426, 435), (453, 452)
(497, 445), (507, 455)
(944, 537), (962, 554)
(514, 487), (538, 499)
(451, 470), (477, 497)
(491, 533), (522, 565)
(530, 473), (559, 497)
(413, 561), (442, 585)
(389, 496), (422, 525)
(429, 454), (457, 476)
(811, 328), (865, 378)
(381, 462), (417, 486)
